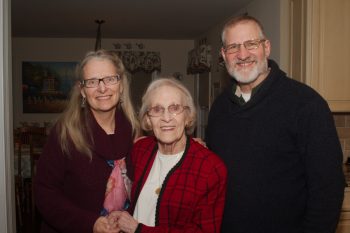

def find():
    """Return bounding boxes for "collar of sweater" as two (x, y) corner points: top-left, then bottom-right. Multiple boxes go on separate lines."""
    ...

(229, 59), (285, 107)
(88, 108), (133, 161)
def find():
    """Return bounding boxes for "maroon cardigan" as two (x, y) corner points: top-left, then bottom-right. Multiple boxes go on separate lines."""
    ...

(130, 136), (227, 233)
(35, 109), (133, 233)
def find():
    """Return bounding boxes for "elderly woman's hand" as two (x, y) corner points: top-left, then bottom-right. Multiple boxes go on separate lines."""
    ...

(108, 211), (139, 233)
(93, 216), (119, 233)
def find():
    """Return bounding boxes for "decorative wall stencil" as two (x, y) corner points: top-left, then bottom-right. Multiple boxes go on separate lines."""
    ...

(22, 61), (77, 113)
(112, 42), (160, 73)
(113, 43), (145, 50)
(114, 51), (161, 73)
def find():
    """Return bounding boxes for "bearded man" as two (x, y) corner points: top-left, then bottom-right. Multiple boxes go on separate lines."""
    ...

(206, 15), (345, 233)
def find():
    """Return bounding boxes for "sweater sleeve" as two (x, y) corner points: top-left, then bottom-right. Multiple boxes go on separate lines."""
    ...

(34, 132), (99, 233)
(298, 97), (345, 233)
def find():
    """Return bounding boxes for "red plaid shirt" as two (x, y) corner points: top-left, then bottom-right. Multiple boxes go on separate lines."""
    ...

(130, 136), (227, 233)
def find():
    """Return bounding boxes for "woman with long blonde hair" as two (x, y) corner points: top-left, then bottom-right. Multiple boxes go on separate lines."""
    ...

(35, 49), (140, 233)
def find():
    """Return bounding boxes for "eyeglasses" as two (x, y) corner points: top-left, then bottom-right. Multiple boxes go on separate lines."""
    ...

(81, 75), (121, 88)
(147, 104), (189, 117)
(223, 39), (266, 54)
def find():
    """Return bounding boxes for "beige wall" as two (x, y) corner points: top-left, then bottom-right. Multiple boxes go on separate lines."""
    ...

(12, 38), (194, 127)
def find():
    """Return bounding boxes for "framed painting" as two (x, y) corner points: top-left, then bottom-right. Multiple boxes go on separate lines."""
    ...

(22, 61), (78, 113)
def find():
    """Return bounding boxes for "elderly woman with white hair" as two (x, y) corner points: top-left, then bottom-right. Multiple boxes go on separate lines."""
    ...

(108, 77), (227, 233)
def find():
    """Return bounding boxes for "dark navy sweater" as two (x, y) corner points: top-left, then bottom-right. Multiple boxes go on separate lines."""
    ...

(206, 60), (345, 233)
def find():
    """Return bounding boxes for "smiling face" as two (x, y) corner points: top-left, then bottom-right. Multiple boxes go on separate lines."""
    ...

(146, 85), (189, 154)
(221, 20), (271, 87)
(80, 58), (123, 118)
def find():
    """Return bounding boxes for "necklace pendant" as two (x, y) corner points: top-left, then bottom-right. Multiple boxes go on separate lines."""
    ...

(155, 187), (161, 195)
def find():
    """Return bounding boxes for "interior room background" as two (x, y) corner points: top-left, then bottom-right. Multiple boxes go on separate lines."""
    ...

(7, 1), (350, 232)
(12, 0), (350, 162)
(12, 0), (282, 128)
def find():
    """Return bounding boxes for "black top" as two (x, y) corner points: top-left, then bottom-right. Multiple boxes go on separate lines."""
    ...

(206, 60), (345, 233)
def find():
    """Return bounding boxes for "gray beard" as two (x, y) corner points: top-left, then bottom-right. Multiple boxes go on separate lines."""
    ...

(226, 59), (268, 84)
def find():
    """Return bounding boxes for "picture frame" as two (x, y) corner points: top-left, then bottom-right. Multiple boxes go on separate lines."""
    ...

(22, 61), (78, 113)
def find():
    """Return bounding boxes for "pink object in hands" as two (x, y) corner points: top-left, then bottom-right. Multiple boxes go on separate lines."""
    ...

(103, 159), (128, 213)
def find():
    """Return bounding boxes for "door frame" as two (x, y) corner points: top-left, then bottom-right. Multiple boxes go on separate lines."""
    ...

(0, 0), (16, 232)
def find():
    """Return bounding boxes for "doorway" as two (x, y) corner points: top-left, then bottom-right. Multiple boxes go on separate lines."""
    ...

(129, 71), (155, 114)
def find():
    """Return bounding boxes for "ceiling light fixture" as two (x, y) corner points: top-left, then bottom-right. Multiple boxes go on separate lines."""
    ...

(94, 19), (105, 51)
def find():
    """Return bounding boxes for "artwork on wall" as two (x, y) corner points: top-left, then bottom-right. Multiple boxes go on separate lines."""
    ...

(187, 44), (212, 74)
(22, 61), (78, 113)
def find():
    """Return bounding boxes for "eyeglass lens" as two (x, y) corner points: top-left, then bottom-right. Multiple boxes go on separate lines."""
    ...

(224, 39), (265, 54)
(148, 104), (187, 117)
(83, 75), (120, 87)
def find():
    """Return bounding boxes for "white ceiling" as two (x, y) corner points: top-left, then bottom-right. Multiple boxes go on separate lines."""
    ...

(12, 0), (252, 39)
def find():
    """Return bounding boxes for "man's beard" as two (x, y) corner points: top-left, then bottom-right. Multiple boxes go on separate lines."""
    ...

(225, 57), (268, 84)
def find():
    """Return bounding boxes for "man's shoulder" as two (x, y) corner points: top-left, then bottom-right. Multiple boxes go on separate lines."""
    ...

(280, 76), (327, 104)
(268, 60), (324, 101)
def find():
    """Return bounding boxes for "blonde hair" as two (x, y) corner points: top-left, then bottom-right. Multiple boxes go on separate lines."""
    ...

(139, 77), (197, 135)
(57, 49), (140, 158)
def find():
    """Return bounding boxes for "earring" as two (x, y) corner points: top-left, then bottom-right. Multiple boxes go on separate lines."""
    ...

(81, 97), (86, 108)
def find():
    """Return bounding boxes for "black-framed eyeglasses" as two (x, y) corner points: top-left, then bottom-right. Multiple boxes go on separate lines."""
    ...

(147, 104), (189, 117)
(223, 39), (266, 54)
(81, 74), (121, 88)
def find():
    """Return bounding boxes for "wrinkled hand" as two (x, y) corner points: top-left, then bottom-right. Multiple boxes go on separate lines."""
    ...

(108, 211), (139, 233)
(93, 216), (119, 233)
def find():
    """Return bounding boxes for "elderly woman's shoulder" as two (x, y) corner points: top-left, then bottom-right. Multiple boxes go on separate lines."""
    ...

(133, 135), (157, 147)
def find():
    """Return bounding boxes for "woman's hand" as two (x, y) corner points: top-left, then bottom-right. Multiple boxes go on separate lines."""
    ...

(93, 216), (119, 233)
(108, 211), (139, 233)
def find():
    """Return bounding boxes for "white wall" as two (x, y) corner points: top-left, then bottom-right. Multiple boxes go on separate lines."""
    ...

(12, 38), (194, 127)
(246, 0), (281, 62)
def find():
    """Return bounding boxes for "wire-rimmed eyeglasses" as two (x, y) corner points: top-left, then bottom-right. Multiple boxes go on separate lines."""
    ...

(223, 39), (266, 54)
(147, 104), (189, 117)
(81, 74), (121, 88)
